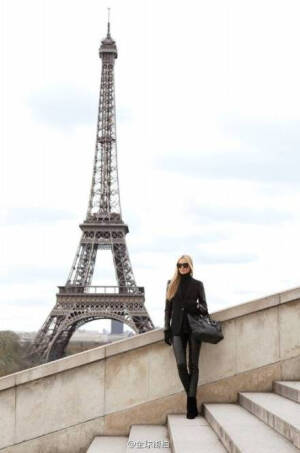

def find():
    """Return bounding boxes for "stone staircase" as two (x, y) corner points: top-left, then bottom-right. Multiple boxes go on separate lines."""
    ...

(87, 380), (300, 452)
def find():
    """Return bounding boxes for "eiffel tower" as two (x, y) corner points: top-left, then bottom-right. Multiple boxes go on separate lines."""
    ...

(31, 17), (155, 362)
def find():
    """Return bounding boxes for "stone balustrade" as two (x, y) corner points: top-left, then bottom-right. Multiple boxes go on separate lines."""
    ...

(0, 286), (300, 452)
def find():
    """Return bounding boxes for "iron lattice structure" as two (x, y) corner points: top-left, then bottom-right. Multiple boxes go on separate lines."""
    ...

(31, 21), (155, 362)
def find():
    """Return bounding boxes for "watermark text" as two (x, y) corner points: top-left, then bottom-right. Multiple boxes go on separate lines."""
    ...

(127, 439), (170, 449)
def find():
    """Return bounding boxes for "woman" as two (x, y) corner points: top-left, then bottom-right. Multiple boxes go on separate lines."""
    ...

(164, 254), (208, 419)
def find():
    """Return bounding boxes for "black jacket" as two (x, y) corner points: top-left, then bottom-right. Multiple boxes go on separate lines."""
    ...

(164, 276), (208, 336)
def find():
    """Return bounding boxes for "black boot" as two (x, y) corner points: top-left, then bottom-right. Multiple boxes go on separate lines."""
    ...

(186, 396), (198, 419)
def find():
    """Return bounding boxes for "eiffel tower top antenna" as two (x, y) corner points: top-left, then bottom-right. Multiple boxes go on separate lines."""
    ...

(107, 7), (111, 37)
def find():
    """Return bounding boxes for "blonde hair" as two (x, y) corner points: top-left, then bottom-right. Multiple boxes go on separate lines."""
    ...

(166, 254), (193, 301)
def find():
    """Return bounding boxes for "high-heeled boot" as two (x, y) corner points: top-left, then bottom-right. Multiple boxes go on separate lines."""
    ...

(186, 396), (198, 419)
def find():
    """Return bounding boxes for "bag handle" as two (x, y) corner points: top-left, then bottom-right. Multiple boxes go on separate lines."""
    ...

(196, 300), (210, 318)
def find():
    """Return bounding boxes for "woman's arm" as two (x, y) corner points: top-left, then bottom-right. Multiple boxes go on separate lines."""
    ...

(198, 281), (208, 316)
(164, 280), (173, 345)
(164, 300), (173, 331)
(164, 280), (172, 331)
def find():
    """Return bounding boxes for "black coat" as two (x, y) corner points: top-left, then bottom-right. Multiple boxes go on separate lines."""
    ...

(164, 276), (208, 336)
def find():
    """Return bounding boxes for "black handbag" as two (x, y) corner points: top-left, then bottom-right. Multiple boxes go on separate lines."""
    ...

(187, 312), (224, 344)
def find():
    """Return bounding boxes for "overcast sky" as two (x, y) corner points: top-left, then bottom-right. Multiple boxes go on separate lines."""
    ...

(1, 0), (300, 333)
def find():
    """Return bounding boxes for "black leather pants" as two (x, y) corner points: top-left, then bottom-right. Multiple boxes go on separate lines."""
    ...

(172, 332), (202, 397)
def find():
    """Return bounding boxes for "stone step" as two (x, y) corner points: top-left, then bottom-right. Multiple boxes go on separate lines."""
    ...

(126, 424), (171, 452)
(273, 381), (300, 403)
(239, 392), (300, 448)
(204, 403), (299, 452)
(167, 414), (226, 452)
(87, 436), (128, 453)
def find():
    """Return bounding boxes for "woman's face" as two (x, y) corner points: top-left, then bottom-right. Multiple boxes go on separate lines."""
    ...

(177, 258), (190, 275)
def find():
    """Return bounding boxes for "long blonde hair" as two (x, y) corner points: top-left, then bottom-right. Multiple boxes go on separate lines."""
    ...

(166, 254), (194, 301)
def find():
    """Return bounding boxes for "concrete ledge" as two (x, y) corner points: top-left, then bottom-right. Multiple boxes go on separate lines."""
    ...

(213, 294), (280, 322)
(0, 355), (299, 452)
(213, 285), (300, 322)
(0, 328), (162, 392)
(1, 286), (300, 452)
(0, 285), (299, 393)
(280, 287), (300, 304)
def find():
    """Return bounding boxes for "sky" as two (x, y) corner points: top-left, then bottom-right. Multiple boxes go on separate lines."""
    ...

(1, 0), (300, 333)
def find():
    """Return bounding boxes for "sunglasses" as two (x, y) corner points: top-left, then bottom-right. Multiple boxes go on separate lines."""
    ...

(177, 262), (189, 269)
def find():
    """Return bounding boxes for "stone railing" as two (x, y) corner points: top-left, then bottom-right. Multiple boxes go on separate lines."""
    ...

(0, 286), (300, 452)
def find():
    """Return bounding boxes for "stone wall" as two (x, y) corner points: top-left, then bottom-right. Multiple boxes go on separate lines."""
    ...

(0, 286), (300, 452)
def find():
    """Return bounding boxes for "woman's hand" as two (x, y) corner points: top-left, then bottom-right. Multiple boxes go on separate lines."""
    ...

(164, 329), (172, 346)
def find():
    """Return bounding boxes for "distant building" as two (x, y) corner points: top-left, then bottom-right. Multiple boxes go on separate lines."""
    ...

(111, 320), (123, 334)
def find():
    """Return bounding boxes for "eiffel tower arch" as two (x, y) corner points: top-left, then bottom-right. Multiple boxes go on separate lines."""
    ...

(31, 19), (155, 362)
